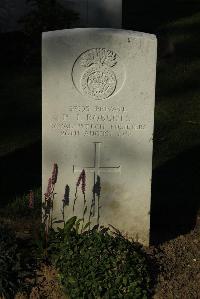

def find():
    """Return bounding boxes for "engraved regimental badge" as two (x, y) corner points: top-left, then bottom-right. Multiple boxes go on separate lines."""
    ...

(72, 48), (125, 100)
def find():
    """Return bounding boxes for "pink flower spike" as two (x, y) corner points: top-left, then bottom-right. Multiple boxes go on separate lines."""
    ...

(51, 163), (58, 185)
(63, 184), (70, 206)
(45, 177), (52, 198)
(29, 190), (34, 209)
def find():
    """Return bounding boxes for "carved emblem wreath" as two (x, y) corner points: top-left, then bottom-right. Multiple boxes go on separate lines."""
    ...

(80, 48), (118, 100)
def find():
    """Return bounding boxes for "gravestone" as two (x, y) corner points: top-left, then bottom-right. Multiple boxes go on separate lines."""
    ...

(64, 0), (122, 28)
(42, 28), (157, 245)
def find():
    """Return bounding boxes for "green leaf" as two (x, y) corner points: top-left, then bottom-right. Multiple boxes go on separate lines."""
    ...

(45, 218), (152, 298)
(75, 219), (83, 233)
(82, 222), (91, 232)
(64, 216), (77, 234)
(123, 277), (128, 286)
(68, 276), (76, 284)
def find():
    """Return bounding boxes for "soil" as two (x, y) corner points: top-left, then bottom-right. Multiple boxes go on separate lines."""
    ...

(1, 216), (200, 299)
(152, 219), (200, 299)
(15, 265), (67, 299)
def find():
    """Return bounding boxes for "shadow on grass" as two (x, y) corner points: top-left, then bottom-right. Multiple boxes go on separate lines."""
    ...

(175, 36), (200, 62)
(157, 70), (200, 99)
(150, 144), (200, 245)
(0, 141), (41, 207)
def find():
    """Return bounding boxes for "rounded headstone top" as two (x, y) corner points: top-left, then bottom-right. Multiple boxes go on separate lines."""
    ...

(42, 28), (157, 41)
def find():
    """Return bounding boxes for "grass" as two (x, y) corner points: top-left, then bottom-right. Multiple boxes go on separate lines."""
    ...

(0, 65), (41, 157)
(0, 188), (41, 220)
(152, 10), (200, 168)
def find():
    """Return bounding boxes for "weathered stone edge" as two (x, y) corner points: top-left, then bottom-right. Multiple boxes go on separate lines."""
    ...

(42, 28), (156, 41)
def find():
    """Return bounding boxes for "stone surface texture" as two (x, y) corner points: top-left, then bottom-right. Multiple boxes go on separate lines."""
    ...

(42, 28), (157, 245)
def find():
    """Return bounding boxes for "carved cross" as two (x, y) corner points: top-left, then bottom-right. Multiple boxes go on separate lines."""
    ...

(73, 142), (121, 182)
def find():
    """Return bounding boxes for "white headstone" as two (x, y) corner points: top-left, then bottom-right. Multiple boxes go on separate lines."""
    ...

(42, 28), (157, 246)
(63, 0), (122, 28)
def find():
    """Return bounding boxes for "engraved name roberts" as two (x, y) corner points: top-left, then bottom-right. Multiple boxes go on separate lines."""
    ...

(50, 104), (147, 137)
(72, 113), (130, 122)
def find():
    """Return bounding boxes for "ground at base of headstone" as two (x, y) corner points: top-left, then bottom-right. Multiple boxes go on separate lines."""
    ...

(14, 265), (68, 299)
(152, 219), (200, 299)
(0, 214), (200, 299)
